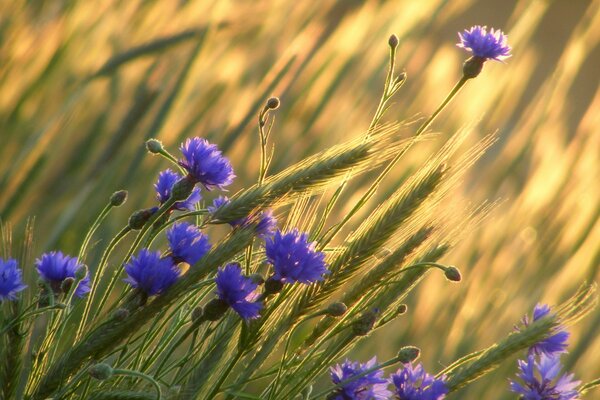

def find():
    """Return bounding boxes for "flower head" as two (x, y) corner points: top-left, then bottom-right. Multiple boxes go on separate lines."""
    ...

(179, 138), (235, 190)
(510, 354), (580, 400)
(155, 169), (201, 211)
(265, 229), (329, 284)
(36, 252), (90, 298)
(391, 362), (448, 400)
(124, 249), (180, 296)
(0, 258), (27, 301)
(167, 223), (211, 265)
(329, 357), (391, 400)
(215, 263), (262, 320)
(457, 25), (511, 61)
(208, 196), (277, 238)
(518, 304), (569, 356)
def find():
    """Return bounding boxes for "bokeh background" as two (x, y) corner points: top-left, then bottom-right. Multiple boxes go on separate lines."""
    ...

(1, 0), (599, 397)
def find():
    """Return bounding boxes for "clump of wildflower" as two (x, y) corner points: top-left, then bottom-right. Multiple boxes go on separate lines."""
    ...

(124, 249), (180, 296)
(457, 25), (511, 79)
(510, 354), (580, 400)
(265, 229), (329, 284)
(36, 252), (90, 298)
(179, 137), (235, 190)
(155, 169), (201, 211)
(518, 304), (569, 356)
(329, 357), (391, 400)
(391, 362), (448, 400)
(167, 222), (211, 265)
(208, 196), (277, 238)
(214, 263), (262, 320)
(0, 258), (27, 301)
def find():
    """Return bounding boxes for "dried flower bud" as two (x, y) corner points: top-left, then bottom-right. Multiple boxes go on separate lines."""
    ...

(264, 278), (284, 295)
(88, 363), (113, 380)
(398, 346), (420, 363)
(60, 277), (75, 293)
(75, 265), (88, 281)
(112, 308), (129, 321)
(463, 56), (485, 79)
(191, 306), (204, 323)
(444, 266), (462, 282)
(352, 310), (378, 336)
(128, 207), (158, 230)
(266, 97), (280, 110)
(326, 302), (348, 317)
(171, 176), (196, 201)
(388, 34), (399, 49)
(203, 298), (229, 321)
(146, 138), (164, 154)
(110, 190), (128, 207)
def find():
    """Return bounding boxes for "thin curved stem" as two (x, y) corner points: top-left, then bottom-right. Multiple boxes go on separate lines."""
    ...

(113, 369), (162, 400)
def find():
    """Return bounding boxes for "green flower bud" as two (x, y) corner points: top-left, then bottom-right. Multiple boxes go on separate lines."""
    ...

(326, 302), (348, 317)
(444, 266), (462, 282)
(463, 56), (485, 79)
(171, 176), (195, 201)
(203, 298), (229, 321)
(128, 207), (158, 230)
(146, 138), (164, 154)
(60, 277), (75, 293)
(352, 310), (378, 336)
(388, 34), (399, 49)
(397, 346), (420, 364)
(266, 97), (280, 110)
(397, 304), (408, 315)
(109, 190), (128, 207)
(88, 363), (114, 380)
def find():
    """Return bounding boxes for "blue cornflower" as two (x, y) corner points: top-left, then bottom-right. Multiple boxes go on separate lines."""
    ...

(155, 169), (201, 211)
(208, 196), (277, 238)
(0, 258), (27, 301)
(518, 304), (569, 356)
(457, 25), (511, 61)
(510, 354), (580, 400)
(36, 252), (90, 298)
(179, 137), (235, 190)
(329, 357), (392, 400)
(265, 229), (329, 284)
(124, 249), (180, 296)
(167, 222), (211, 265)
(215, 263), (262, 320)
(391, 362), (448, 400)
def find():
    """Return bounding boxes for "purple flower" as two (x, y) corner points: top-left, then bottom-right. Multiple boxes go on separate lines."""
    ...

(124, 250), (180, 296)
(0, 258), (27, 301)
(457, 25), (511, 61)
(36, 252), (90, 298)
(155, 169), (201, 211)
(518, 304), (569, 356)
(265, 229), (329, 284)
(167, 222), (211, 265)
(208, 196), (277, 238)
(215, 263), (262, 320)
(330, 357), (392, 400)
(391, 363), (448, 400)
(510, 354), (580, 400)
(178, 137), (235, 190)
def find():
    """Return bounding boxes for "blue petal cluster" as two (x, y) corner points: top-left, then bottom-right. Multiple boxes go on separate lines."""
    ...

(391, 363), (448, 400)
(124, 249), (180, 296)
(265, 229), (329, 284)
(215, 263), (262, 320)
(167, 222), (211, 265)
(519, 304), (569, 356)
(36, 252), (90, 298)
(330, 357), (391, 400)
(179, 137), (235, 190)
(155, 169), (201, 211)
(209, 196), (277, 238)
(457, 25), (511, 61)
(0, 258), (27, 301)
(510, 354), (580, 400)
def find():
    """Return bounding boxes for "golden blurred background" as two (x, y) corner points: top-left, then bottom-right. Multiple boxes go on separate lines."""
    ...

(1, 0), (599, 397)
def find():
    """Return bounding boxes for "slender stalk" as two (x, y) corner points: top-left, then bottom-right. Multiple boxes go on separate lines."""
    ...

(78, 203), (112, 261)
(205, 350), (244, 400)
(112, 369), (162, 400)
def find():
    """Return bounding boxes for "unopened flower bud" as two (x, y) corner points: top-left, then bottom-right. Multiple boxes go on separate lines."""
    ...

(249, 273), (265, 285)
(463, 56), (485, 79)
(146, 138), (164, 154)
(203, 298), (229, 321)
(75, 265), (88, 281)
(264, 278), (284, 295)
(88, 363), (114, 380)
(397, 304), (408, 315)
(444, 266), (462, 282)
(128, 207), (158, 230)
(398, 346), (420, 363)
(191, 306), (204, 323)
(266, 97), (280, 110)
(395, 72), (407, 85)
(112, 308), (129, 321)
(326, 302), (348, 317)
(352, 310), (378, 336)
(110, 190), (128, 207)
(388, 34), (399, 49)
(61, 277), (75, 293)
(171, 176), (195, 201)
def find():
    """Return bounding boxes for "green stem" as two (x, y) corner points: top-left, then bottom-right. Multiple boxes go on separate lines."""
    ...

(205, 350), (244, 399)
(78, 203), (112, 261)
(0, 305), (65, 335)
(113, 369), (162, 400)
(580, 378), (600, 395)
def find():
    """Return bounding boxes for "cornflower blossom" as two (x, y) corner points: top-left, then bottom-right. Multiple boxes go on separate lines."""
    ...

(155, 169), (201, 211)
(329, 358), (391, 400)
(510, 354), (580, 400)
(36, 252), (90, 298)
(215, 263), (262, 320)
(391, 362), (448, 400)
(518, 304), (569, 356)
(457, 25), (511, 61)
(0, 258), (27, 301)
(124, 249), (180, 296)
(179, 137), (235, 190)
(208, 196), (277, 238)
(167, 222), (211, 265)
